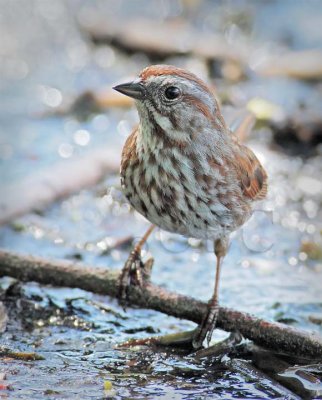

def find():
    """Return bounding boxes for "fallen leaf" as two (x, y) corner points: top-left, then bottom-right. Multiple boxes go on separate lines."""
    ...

(301, 241), (322, 260)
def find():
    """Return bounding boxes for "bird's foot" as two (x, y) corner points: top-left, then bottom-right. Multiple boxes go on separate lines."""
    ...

(192, 299), (220, 349)
(193, 331), (243, 359)
(118, 250), (153, 307)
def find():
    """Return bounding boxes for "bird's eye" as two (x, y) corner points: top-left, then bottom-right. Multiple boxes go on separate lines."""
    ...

(164, 86), (181, 100)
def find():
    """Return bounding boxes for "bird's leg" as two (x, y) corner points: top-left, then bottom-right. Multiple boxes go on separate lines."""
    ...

(118, 224), (155, 303)
(192, 237), (228, 349)
(192, 255), (222, 349)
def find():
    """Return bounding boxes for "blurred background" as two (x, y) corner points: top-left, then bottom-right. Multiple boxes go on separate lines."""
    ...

(1, 1), (322, 398)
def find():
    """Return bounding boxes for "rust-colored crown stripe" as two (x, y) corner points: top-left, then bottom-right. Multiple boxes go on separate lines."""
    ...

(140, 65), (212, 95)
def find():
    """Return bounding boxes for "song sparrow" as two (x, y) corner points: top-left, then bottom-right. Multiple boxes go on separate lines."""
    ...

(113, 65), (267, 348)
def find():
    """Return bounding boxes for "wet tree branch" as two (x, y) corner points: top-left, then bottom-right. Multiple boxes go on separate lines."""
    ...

(0, 249), (321, 359)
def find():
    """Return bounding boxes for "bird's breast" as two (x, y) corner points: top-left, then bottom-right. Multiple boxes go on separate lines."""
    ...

(120, 142), (250, 239)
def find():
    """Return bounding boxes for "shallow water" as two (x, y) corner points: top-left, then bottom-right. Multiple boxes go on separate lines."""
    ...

(1, 1), (322, 398)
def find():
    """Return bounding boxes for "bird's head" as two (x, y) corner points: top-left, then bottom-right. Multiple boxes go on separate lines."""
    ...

(113, 65), (225, 143)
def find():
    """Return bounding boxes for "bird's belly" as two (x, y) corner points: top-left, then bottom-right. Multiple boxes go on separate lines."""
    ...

(121, 163), (245, 240)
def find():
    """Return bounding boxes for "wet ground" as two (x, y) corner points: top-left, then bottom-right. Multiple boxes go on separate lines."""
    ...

(1, 1), (322, 399)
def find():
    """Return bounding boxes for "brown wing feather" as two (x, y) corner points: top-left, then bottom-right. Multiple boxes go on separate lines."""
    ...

(120, 127), (138, 175)
(234, 144), (268, 201)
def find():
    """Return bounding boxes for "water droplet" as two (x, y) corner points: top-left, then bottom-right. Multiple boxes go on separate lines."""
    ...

(298, 221), (307, 232)
(58, 143), (74, 158)
(303, 200), (318, 219)
(91, 114), (110, 132)
(306, 224), (316, 234)
(191, 252), (199, 262)
(242, 260), (250, 268)
(39, 85), (63, 107)
(288, 257), (298, 266)
(73, 129), (90, 146)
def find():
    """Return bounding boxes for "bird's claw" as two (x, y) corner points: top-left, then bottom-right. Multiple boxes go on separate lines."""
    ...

(193, 331), (243, 359)
(118, 250), (153, 308)
(192, 300), (220, 349)
(118, 250), (143, 305)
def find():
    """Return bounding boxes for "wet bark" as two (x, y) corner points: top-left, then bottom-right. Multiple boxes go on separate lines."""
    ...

(0, 249), (321, 359)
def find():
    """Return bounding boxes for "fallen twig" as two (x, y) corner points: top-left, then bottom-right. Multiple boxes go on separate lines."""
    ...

(251, 345), (322, 398)
(81, 17), (249, 63)
(0, 302), (8, 333)
(0, 148), (120, 226)
(0, 346), (44, 361)
(221, 356), (302, 400)
(0, 249), (321, 359)
(255, 49), (322, 80)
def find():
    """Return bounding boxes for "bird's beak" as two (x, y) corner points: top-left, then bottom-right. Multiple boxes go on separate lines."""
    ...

(113, 80), (146, 100)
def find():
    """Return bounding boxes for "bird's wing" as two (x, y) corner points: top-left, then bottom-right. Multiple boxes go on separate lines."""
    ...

(120, 127), (139, 174)
(233, 144), (268, 201)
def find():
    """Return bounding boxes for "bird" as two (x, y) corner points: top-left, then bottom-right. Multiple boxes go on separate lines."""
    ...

(113, 65), (267, 348)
